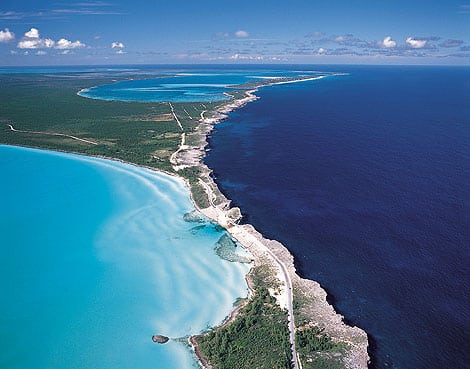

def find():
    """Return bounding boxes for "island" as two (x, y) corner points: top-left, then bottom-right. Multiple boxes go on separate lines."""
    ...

(152, 335), (170, 344)
(0, 69), (369, 369)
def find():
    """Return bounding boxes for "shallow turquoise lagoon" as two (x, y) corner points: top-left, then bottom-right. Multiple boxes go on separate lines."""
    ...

(77, 70), (323, 103)
(0, 145), (250, 369)
(78, 73), (251, 103)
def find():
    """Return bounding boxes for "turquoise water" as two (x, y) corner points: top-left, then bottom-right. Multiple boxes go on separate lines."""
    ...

(0, 145), (250, 369)
(77, 70), (324, 103)
(78, 73), (252, 103)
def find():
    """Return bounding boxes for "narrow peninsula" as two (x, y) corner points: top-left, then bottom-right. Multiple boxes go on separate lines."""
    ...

(0, 70), (369, 369)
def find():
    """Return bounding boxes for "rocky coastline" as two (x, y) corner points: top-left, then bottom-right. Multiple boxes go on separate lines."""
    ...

(172, 77), (370, 368)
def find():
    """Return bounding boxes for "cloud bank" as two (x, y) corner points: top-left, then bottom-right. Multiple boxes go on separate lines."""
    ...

(16, 28), (85, 51)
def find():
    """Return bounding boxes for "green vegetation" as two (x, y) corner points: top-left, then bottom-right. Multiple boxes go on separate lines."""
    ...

(195, 286), (293, 369)
(293, 287), (347, 369)
(296, 325), (346, 366)
(0, 73), (214, 174)
(179, 166), (211, 209)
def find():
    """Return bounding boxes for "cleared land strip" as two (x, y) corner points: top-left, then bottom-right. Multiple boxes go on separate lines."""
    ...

(169, 102), (183, 131)
(168, 103), (187, 169)
(6, 123), (98, 145)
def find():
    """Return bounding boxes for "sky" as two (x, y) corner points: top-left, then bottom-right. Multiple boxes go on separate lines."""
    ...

(0, 0), (469, 65)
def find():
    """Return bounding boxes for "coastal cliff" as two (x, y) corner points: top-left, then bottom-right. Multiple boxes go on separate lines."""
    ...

(173, 81), (370, 368)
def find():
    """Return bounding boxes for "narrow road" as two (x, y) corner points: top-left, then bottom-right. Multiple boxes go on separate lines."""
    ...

(183, 108), (193, 120)
(261, 242), (299, 369)
(168, 103), (186, 169)
(199, 178), (300, 369)
(168, 102), (183, 131)
(6, 124), (98, 145)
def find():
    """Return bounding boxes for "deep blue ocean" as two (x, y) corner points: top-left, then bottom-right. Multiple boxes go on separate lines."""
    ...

(205, 66), (470, 369)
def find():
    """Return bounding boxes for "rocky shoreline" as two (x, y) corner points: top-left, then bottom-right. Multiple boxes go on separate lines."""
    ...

(173, 77), (370, 368)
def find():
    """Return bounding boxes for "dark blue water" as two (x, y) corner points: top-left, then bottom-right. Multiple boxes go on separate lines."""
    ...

(205, 66), (470, 369)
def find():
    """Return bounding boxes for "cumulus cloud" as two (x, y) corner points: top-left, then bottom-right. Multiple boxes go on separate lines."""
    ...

(406, 37), (427, 49)
(17, 28), (55, 49)
(317, 47), (326, 54)
(55, 38), (85, 49)
(17, 28), (85, 51)
(25, 28), (39, 38)
(111, 41), (124, 48)
(380, 36), (396, 48)
(235, 30), (249, 38)
(18, 38), (55, 49)
(35, 50), (47, 55)
(0, 28), (15, 43)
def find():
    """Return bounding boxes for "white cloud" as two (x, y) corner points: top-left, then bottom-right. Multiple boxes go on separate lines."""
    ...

(18, 28), (55, 49)
(116, 49), (126, 54)
(235, 30), (249, 38)
(0, 28), (15, 43)
(111, 41), (124, 48)
(18, 38), (55, 49)
(380, 36), (396, 48)
(35, 50), (47, 55)
(230, 53), (263, 60)
(406, 37), (427, 49)
(55, 38), (85, 49)
(17, 28), (85, 50)
(25, 28), (39, 38)
(317, 47), (326, 54)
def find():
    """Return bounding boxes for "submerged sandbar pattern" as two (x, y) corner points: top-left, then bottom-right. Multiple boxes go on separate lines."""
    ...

(0, 145), (250, 369)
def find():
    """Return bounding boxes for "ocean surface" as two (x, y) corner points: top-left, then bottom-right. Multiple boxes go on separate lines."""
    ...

(205, 65), (470, 368)
(0, 145), (250, 369)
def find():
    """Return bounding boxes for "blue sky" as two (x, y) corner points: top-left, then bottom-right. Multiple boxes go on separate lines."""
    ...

(0, 0), (469, 65)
